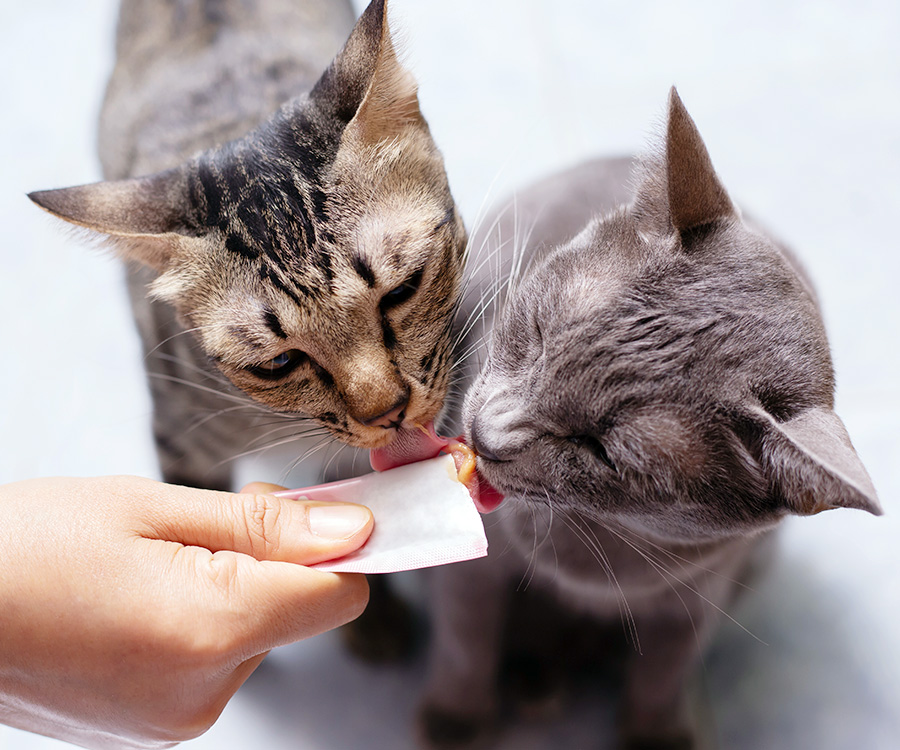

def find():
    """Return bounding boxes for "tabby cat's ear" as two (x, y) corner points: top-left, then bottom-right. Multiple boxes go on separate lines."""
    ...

(740, 405), (882, 517)
(634, 87), (737, 240)
(310, 0), (422, 144)
(28, 166), (194, 271)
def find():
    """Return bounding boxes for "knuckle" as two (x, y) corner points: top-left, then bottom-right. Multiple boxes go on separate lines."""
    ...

(154, 702), (221, 744)
(170, 612), (237, 668)
(241, 493), (283, 558)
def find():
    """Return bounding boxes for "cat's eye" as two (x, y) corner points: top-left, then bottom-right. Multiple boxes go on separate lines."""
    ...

(247, 349), (307, 380)
(380, 268), (424, 311)
(568, 435), (618, 473)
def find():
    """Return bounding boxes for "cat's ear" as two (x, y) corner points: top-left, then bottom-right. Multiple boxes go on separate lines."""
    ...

(28, 166), (194, 271)
(664, 87), (736, 233)
(634, 88), (737, 239)
(739, 405), (882, 517)
(310, 0), (422, 144)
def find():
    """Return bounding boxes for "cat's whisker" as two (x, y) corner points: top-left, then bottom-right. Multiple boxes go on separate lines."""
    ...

(144, 321), (243, 362)
(453, 251), (515, 354)
(599, 522), (706, 654)
(147, 372), (268, 411)
(462, 164), (520, 273)
(602, 521), (766, 647)
(280, 433), (341, 479)
(458, 241), (506, 320)
(214, 425), (331, 470)
(242, 422), (330, 450)
(450, 343), (486, 372)
(506, 210), (540, 300)
(452, 296), (495, 355)
(538, 491), (562, 581)
(515, 501), (543, 592)
(182, 403), (281, 435)
(559, 510), (641, 653)
(460, 202), (517, 299)
(320, 443), (355, 480)
(151, 351), (236, 389)
(611, 522), (758, 595)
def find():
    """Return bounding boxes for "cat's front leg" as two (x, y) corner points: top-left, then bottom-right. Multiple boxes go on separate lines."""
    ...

(618, 615), (711, 750)
(419, 557), (510, 750)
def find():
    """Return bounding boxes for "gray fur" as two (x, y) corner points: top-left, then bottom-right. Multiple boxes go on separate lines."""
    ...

(29, 0), (466, 489)
(422, 88), (880, 749)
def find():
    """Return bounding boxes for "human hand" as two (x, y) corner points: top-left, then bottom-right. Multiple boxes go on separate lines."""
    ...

(0, 475), (373, 749)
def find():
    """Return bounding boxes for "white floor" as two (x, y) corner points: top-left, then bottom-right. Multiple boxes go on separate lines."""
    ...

(2, 0), (899, 748)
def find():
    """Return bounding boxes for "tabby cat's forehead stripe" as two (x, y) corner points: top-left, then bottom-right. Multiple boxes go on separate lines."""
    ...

(192, 97), (356, 289)
(314, 245), (335, 288)
(263, 309), (287, 339)
(272, 107), (336, 184)
(197, 160), (222, 227)
(258, 265), (305, 310)
(225, 233), (259, 260)
(352, 255), (377, 287)
(221, 159), (250, 206)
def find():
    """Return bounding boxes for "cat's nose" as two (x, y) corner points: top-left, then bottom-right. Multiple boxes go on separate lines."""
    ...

(359, 392), (409, 430)
(470, 414), (502, 462)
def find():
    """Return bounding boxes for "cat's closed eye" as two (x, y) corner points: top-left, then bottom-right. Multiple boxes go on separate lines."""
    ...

(380, 268), (424, 311)
(568, 434), (618, 473)
(247, 349), (308, 380)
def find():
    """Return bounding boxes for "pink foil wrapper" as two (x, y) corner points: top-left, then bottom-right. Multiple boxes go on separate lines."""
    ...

(275, 455), (488, 574)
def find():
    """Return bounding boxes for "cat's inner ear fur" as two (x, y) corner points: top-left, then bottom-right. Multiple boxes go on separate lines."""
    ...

(633, 87), (737, 241)
(739, 405), (882, 517)
(311, 0), (421, 145)
(28, 167), (195, 271)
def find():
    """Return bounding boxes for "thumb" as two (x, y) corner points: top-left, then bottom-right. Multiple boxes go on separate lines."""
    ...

(142, 482), (374, 566)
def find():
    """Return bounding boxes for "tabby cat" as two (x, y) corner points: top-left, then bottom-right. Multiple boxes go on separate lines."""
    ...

(29, 0), (466, 490)
(421, 89), (881, 749)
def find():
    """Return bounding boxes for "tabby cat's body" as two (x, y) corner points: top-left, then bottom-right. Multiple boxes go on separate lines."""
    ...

(31, 0), (466, 490)
(421, 90), (880, 749)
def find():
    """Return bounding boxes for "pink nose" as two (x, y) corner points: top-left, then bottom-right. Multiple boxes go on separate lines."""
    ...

(359, 393), (409, 429)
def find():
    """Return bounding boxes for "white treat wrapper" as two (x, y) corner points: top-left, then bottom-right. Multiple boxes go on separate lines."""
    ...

(276, 455), (488, 574)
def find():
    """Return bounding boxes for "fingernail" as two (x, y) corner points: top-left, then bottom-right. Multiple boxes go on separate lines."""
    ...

(308, 504), (370, 539)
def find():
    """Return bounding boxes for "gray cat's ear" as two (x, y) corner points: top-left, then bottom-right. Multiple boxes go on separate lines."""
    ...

(743, 405), (882, 516)
(310, 0), (422, 143)
(28, 166), (193, 271)
(634, 88), (737, 239)
(664, 87), (736, 233)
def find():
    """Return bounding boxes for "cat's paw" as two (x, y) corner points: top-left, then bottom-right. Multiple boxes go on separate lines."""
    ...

(340, 579), (416, 663)
(417, 704), (496, 750)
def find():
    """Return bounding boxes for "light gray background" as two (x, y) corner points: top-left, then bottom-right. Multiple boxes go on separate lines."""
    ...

(1, 1), (898, 748)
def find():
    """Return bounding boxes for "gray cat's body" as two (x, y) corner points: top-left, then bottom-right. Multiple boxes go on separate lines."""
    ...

(31, 0), (467, 491)
(422, 90), (880, 749)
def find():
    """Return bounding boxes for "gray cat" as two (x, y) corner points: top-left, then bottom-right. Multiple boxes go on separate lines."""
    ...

(29, 0), (466, 491)
(421, 88), (881, 749)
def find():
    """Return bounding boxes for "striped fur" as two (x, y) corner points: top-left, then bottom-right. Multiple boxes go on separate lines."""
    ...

(29, 0), (466, 489)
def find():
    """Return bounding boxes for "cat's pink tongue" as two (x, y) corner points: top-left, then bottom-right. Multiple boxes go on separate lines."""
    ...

(467, 471), (505, 515)
(369, 423), (504, 514)
(369, 422), (448, 471)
